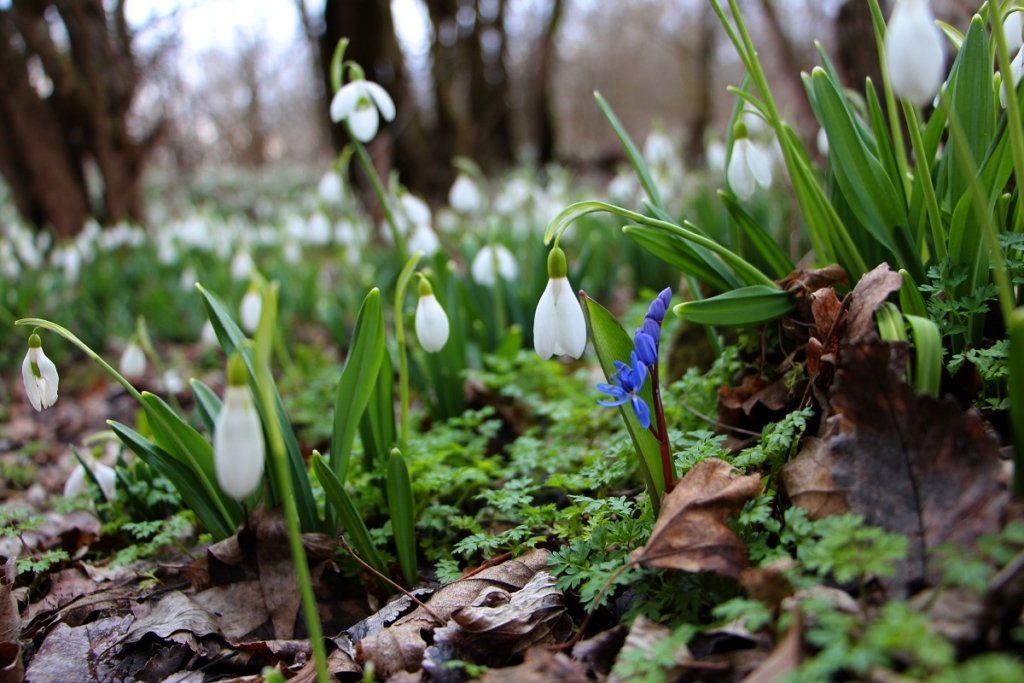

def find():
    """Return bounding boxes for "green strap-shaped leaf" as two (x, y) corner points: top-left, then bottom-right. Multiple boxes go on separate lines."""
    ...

(109, 420), (237, 540)
(387, 451), (418, 587)
(623, 225), (738, 293)
(905, 315), (942, 398)
(944, 17), (994, 203)
(673, 286), (794, 327)
(359, 348), (396, 471)
(311, 453), (389, 579)
(719, 193), (794, 279)
(190, 378), (223, 436)
(196, 284), (319, 532)
(332, 288), (385, 483)
(581, 294), (664, 511)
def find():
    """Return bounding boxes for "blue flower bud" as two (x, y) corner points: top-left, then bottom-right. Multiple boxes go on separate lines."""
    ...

(634, 330), (658, 366)
(641, 317), (661, 341)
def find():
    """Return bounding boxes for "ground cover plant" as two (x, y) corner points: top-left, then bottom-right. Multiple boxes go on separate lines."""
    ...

(5, 1), (1024, 681)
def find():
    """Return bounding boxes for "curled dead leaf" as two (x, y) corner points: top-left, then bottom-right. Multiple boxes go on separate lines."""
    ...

(633, 458), (762, 579)
(780, 437), (849, 520)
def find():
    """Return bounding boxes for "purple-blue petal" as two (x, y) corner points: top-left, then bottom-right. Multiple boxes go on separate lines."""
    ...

(596, 383), (625, 397)
(647, 296), (666, 322)
(631, 395), (651, 428)
(641, 317), (661, 342)
(598, 396), (629, 408)
(634, 331), (657, 366)
(657, 287), (672, 309)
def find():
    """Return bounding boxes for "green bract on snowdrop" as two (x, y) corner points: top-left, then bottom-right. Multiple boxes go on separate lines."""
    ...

(448, 174), (483, 213)
(471, 244), (518, 286)
(330, 79), (396, 143)
(22, 333), (58, 411)
(533, 246), (587, 360)
(240, 286), (262, 334)
(214, 352), (265, 500)
(119, 339), (146, 379)
(885, 0), (945, 107)
(727, 129), (772, 200)
(64, 460), (117, 500)
(414, 277), (449, 353)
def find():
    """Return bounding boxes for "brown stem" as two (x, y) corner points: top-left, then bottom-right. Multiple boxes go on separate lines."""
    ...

(649, 362), (674, 493)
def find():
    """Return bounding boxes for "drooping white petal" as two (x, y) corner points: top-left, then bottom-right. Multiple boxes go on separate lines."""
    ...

(318, 170), (344, 205)
(1001, 47), (1024, 108)
(119, 342), (146, 379)
(554, 277), (587, 359)
(214, 386), (266, 500)
(362, 80), (396, 121)
(471, 244), (518, 286)
(347, 103), (380, 142)
(449, 175), (482, 213)
(401, 193), (432, 225)
(329, 82), (361, 122)
(745, 141), (773, 189)
(415, 294), (450, 352)
(1006, 10), (1023, 54)
(22, 346), (58, 411)
(533, 278), (559, 359)
(22, 351), (42, 411)
(64, 461), (116, 500)
(885, 0), (945, 107)
(727, 141), (756, 200)
(408, 223), (440, 256)
(240, 290), (262, 334)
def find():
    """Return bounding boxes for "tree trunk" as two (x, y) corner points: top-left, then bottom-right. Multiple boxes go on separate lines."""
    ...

(532, 0), (563, 164)
(835, 0), (884, 94)
(0, 0), (159, 236)
(685, 1), (717, 161)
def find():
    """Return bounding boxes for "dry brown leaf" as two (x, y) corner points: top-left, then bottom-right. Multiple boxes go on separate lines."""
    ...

(571, 624), (628, 676)
(193, 580), (269, 642)
(740, 558), (796, 611)
(356, 550), (550, 677)
(477, 647), (590, 683)
(844, 263), (902, 342)
(609, 616), (692, 683)
(633, 458), (762, 579)
(24, 616), (132, 682)
(827, 340), (1008, 592)
(741, 609), (803, 683)
(780, 437), (849, 520)
(120, 591), (221, 647)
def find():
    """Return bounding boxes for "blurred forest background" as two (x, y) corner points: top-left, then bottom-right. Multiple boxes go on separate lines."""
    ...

(0, 0), (978, 239)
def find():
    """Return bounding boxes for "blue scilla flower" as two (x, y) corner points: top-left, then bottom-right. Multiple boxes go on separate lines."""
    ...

(634, 329), (658, 366)
(597, 351), (651, 428)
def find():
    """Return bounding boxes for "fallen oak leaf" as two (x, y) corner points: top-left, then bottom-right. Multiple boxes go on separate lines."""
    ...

(843, 263), (902, 343)
(633, 458), (761, 579)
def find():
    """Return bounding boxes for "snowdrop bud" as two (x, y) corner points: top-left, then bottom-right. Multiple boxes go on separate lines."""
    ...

(414, 278), (450, 353)
(214, 352), (265, 500)
(22, 333), (58, 411)
(318, 169), (345, 205)
(240, 287), (262, 334)
(231, 249), (253, 281)
(1001, 46), (1024, 108)
(471, 244), (518, 286)
(727, 130), (773, 200)
(119, 340), (146, 380)
(885, 0), (945, 107)
(816, 127), (830, 156)
(533, 246), (587, 360)
(449, 174), (482, 213)
(200, 320), (219, 347)
(64, 460), (117, 500)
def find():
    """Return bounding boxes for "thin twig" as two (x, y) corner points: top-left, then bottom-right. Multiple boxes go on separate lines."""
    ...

(337, 536), (443, 623)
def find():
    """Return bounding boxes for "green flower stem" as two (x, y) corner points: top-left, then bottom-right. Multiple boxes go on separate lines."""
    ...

(251, 285), (329, 683)
(547, 200), (777, 289)
(867, 0), (913, 200)
(990, 0), (1024, 232)
(395, 252), (423, 451)
(901, 100), (947, 262)
(945, 107), (1015, 323)
(350, 136), (407, 259)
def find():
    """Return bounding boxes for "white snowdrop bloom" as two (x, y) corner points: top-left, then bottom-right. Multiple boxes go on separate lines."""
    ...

(471, 244), (518, 286)
(1006, 9), (1023, 54)
(64, 460), (117, 500)
(494, 177), (530, 215)
(0, 240), (19, 280)
(643, 129), (676, 167)
(318, 169), (345, 205)
(240, 288), (262, 334)
(214, 353), (265, 500)
(329, 79), (396, 143)
(816, 127), (830, 156)
(1001, 46), (1024, 108)
(533, 246), (586, 360)
(22, 334), (58, 411)
(307, 212), (332, 245)
(705, 140), (727, 174)
(230, 249), (254, 281)
(162, 369), (184, 394)
(408, 223), (441, 256)
(401, 193), (432, 226)
(200, 320), (219, 347)
(885, 0), (945, 107)
(608, 171), (638, 205)
(180, 266), (197, 292)
(449, 174), (483, 213)
(414, 280), (450, 353)
(727, 138), (773, 200)
(119, 341), (146, 380)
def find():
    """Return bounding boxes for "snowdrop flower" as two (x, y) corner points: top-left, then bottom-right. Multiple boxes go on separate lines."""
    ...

(330, 79), (396, 143)
(885, 0), (945, 107)
(414, 277), (450, 352)
(401, 193), (432, 226)
(533, 246), (587, 360)
(230, 249), (254, 281)
(407, 223), (441, 257)
(705, 140), (727, 174)
(318, 169), (345, 205)
(64, 460), (117, 500)
(1001, 46), (1024, 108)
(214, 353), (265, 500)
(240, 286), (262, 334)
(727, 133), (773, 200)
(449, 174), (483, 213)
(471, 244), (518, 286)
(200, 320), (219, 347)
(162, 369), (184, 394)
(119, 340), (146, 380)
(1006, 8), (1023, 54)
(643, 129), (676, 168)
(816, 127), (830, 156)
(22, 333), (58, 411)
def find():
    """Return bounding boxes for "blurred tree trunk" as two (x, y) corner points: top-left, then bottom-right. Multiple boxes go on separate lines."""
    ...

(755, 0), (816, 131)
(685, 1), (716, 161)
(835, 0), (884, 94)
(321, 0), (433, 193)
(532, 0), (563, 165)
(0, 0), (161, 237)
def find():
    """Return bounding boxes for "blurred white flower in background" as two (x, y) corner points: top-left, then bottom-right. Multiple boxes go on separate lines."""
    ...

(317, 169), (345, 205)
(471, 244), (517, 286)
(119, 340), (147, 380)
(64, 460), (117, 500)
(407, 223), (441, 257)
(230, 248), (254, 281)
(449, 174), (483, 213)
